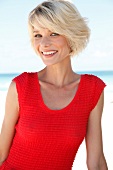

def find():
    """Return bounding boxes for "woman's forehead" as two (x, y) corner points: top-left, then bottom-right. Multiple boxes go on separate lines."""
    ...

(33, 26), (52, 33)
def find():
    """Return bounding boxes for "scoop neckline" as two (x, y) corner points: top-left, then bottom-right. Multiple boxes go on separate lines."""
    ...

(35, 73), (84, 113)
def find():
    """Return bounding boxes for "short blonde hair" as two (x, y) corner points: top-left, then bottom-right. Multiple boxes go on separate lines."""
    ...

(28, 0), (90, 56)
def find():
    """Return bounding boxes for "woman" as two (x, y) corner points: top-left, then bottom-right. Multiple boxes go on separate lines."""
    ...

(0, 0), (108, 169)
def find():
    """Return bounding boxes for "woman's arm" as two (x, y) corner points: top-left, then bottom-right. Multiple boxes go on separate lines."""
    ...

(85, 91), (108, 170)
(0, 81), (19, 165)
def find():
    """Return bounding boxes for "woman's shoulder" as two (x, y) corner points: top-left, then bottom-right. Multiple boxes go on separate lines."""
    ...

(80, 74), (106, 110)
(13, 72), (37, 82)
(80, 74), (106, 96)
(82, 73), (101, 80)
(82, 74), (106, 85)
(10, 72), (38, 100)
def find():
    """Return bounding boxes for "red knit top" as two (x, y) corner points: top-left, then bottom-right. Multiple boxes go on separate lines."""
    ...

(0, 72), (106, 170)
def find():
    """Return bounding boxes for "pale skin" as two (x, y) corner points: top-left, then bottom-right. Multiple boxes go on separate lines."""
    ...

(0, 27), (108, 169)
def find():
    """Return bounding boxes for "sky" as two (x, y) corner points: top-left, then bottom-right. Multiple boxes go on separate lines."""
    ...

(0, 0), (113, 73)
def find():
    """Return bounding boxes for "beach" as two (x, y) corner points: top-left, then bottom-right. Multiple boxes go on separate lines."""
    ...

(0, 88), (113, 169)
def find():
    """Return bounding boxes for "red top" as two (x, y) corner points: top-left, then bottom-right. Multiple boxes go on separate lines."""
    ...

(0, 72), (106, 170)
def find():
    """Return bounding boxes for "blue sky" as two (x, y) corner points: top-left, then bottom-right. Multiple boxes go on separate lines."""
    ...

(0, 0), (113, 73)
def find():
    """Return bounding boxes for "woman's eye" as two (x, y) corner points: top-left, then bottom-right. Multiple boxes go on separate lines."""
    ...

(34, 34), (42, 38)
(51, 33), (59, 36)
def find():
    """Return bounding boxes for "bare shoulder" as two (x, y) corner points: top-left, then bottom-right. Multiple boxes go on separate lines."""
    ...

(3, 81), (19, 127)
(86, 90), (104, 138)
(7, 80), (18, 95)
(6, 80), (19, 108)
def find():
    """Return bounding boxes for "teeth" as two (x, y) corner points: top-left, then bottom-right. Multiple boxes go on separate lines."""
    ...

(42, 51), (56, 55)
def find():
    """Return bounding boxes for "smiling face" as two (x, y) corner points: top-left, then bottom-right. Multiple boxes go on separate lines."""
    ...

(33, 27), (71, 66)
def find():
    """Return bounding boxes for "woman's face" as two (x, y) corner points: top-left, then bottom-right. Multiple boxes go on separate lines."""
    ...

(33, 27), (71, 66)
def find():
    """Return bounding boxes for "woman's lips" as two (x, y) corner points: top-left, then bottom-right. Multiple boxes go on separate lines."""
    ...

(42, 50), (58, 57)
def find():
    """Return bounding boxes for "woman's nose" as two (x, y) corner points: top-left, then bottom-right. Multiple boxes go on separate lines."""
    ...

(40, 37), (51, 47)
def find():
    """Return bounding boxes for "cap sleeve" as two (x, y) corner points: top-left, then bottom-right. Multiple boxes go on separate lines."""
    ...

(12, 72), (27, 107)
(91, 75), (106, 110)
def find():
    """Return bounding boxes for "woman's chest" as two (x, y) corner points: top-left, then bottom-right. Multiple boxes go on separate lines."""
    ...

(17, 101), (90, 141)
(39, 83), (78, 110)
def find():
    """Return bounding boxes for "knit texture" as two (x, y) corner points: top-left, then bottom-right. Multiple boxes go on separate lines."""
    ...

(0, 72), (106, 170)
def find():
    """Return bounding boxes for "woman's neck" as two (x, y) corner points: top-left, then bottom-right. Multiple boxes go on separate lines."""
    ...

(39, 58), (77, 88)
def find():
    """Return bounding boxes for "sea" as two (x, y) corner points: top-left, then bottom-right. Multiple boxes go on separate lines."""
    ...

(0, 70), (113, 94)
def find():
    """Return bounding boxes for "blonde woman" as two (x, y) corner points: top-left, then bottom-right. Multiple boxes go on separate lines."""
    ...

(0, 0), (108, 169)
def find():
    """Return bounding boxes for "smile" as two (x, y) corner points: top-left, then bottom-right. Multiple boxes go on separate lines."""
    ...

(42, 51), (57, 56)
